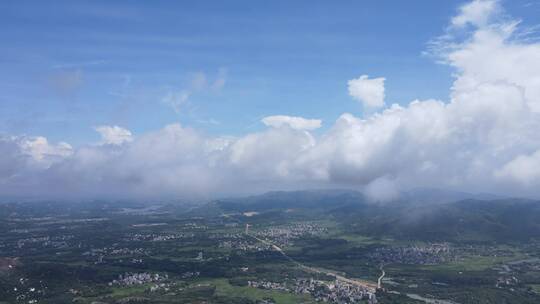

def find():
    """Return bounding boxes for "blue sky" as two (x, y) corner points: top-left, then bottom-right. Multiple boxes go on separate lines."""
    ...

(2, 0), (539, 146)
(2, 0), (540, 199)
(0, 0), (505, 144)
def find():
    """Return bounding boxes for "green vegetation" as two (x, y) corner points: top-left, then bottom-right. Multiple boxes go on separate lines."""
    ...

(203, 278), (314, 303)
(424, 253), (525, 272)
(528, 284), (540, 293)
(1, 192), (540, 303)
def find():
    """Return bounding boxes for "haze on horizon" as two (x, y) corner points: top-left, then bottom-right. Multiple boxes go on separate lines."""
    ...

(1, 0), (540, 201)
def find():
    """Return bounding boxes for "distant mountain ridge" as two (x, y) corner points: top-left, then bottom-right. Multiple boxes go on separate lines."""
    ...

(399, 188), (505, 205)
(215, 189), (368, 212)
(213, 188), (507, 210)
(197, 189), (540, 243)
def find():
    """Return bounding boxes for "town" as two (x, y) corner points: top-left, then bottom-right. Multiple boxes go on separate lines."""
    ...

(248, 278), (378, 304)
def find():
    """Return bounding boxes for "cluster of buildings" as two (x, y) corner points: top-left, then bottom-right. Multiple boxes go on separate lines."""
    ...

(82, 246), (149, 264)
(182, 222), (208, 230)
(148, 283), (173, 293)
(109, 247), (147, 256)
(123, 232), (194, 242)
(109, 272), (168, 287)
(247, 280), (288, 291)
(213, 231), (276, 251)
(493, 259), (540, 290)
(219, 239), (273, 252)
(208, 232), (246, 240)
(254, 222), (328, 247)
(11, 278), (45, 304)
(294, 279), (377, 304)
(247, 278), (377, 304)
(496, 275), (519, 289)
(369, 243), (454, 265)
(16, 234), (74, 249)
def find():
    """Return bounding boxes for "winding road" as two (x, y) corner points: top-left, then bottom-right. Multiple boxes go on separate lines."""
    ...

(377, 266), (386, 289)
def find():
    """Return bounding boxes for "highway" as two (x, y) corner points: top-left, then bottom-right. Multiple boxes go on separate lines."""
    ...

(247, 233), (379, 292)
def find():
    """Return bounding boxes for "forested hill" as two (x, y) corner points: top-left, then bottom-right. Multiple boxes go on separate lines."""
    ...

(198, 190), (540, 243)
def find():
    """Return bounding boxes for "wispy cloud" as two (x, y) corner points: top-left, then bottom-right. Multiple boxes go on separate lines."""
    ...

(162, 69), (228, 114)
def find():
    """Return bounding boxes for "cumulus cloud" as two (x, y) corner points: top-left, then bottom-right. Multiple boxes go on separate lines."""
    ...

(94, 125), (133, 145)
(18, 136), (73, 163)
(262, 115), (322, 130)
(1, 0), (540, 200)
(495, 150), (540, 186)
(348, 75), (386, 108)
(0, 135), (71, 185)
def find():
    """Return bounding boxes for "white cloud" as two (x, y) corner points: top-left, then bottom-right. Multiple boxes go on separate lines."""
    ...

(17, 137), (73, 171)
(0, 136), (72, 184)
(94, 125), (133, 145)
(164, 69), (228, 113)
(162, 90), (190, 114)
(262, 115), (322, 130)
(348, 75), (386, 108)
(228, 125), (317, 181)
(2, 1), (540, 200)
(451, 0), (499, 28)
(496, 150), (540, 185)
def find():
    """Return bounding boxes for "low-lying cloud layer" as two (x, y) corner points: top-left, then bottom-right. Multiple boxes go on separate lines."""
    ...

(2, 0), (540, 200)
